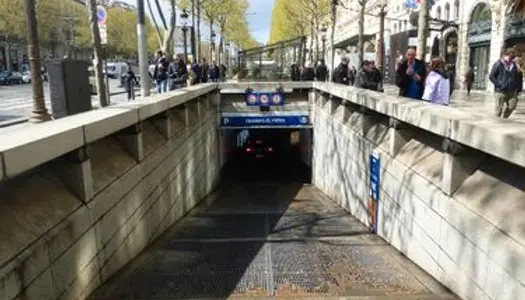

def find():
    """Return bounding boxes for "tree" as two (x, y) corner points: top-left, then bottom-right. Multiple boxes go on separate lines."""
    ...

(216, 0), (248, 64)
(357, 0), (371, 67)
(506, 0), (525, 15)
(23, 0), (51, 122)
(146, 0), (177, 55)
(417, 0), (429, 61)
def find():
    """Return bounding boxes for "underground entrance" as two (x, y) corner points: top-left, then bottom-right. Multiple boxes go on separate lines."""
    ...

(220, 128), (313, 184)
(88, 126), (457, 299)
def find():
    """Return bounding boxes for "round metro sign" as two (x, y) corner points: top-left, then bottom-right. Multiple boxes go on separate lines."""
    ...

(96, 6), (107, 25)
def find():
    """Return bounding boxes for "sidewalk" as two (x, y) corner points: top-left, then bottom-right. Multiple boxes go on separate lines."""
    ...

(383, 84), (525, 123)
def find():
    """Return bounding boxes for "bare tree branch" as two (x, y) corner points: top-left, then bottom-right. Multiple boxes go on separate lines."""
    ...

(155, 0), (168, 30)
(146, 0), (163, 46)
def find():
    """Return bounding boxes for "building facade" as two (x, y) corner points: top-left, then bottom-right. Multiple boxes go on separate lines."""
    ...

(324, 0), (525, 91)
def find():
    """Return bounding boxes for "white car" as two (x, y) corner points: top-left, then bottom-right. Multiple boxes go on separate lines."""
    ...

(22, 71), (31, 83)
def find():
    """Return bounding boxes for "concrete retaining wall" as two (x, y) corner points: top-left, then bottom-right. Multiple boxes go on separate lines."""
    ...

(0, 86), (221, 300)
(311, 89), (525, 300)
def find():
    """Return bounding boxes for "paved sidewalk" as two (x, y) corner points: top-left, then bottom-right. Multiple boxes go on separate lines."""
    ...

(383, 84), (525, 123)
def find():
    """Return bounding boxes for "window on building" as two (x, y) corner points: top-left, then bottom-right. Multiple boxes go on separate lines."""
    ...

(454, 0), (459, 20)
(445, 3), (450, 21)
(437, 7), (442, 20)
(394, 23), (398, 33)
(398, 20), (402, 32)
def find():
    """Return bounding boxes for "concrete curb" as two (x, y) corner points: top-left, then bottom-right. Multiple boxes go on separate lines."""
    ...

(0, 116), (29, 128)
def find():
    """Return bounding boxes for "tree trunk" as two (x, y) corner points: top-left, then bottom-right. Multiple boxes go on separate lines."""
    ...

(154, 0), (168, 30)
(146, 0), (163, 47)
(315, 20), (320, 62)
(87, 0), (108, 107)
(357, 1), (366, 68)
(209, 21), (214, 61)
(161, 0), (177, 57)
(329, 0), (336, 82)
(417, 0), (429, 61)
(23, 0), (51, 122)
(197, 0), (201, 61)
(308, 16), (314, 63)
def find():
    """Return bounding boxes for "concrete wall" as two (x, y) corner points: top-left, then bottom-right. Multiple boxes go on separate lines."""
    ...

(311, 83), (525, 300)
(0, 84), (221, 300)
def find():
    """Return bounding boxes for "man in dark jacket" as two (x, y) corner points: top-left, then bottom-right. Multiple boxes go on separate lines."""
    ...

(200, 58), (210, 83)
(301, 62), (315, 81)
(368, 61), (383, 91)
(333, 57), (350, 85)
(315, 59), (328, 81)
(395, 48), (427, 99)
(153, 50), (169, 94)
(290, 63), (301, 81)
(489, 48), (523, 118)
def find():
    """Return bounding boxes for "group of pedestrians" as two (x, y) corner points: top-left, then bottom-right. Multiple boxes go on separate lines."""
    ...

(394, 46), (523, 118)
(152, 50), (227, 95)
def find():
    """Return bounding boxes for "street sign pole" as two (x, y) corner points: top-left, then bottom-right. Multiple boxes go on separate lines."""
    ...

(96, 6), (109, 104)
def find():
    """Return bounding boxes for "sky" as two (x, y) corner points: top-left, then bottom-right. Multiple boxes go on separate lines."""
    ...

(121, 0), (275, 44)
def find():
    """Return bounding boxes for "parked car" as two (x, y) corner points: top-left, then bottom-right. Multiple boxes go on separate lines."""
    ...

(22, 71), (31, 83)
(0, 71), (24, 84)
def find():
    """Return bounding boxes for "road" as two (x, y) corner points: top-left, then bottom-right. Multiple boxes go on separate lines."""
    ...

(0, 79), (134, 125)
(88, 156), (458, 299)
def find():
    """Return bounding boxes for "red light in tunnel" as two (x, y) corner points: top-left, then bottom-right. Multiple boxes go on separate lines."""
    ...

(246, 148), (253, 153)
(265, 147), (274, 152)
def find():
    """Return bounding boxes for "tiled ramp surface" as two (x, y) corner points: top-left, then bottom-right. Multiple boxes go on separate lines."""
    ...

(89, 165), (458, 299)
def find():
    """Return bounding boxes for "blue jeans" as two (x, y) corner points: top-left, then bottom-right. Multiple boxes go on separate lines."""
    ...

(156, 79), (168, 94)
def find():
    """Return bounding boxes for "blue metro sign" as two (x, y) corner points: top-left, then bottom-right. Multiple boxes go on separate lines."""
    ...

(245, 92), (285, 106)
(221, 115), (309, 127)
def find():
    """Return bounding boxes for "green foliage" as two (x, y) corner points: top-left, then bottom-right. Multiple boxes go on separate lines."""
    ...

(0, 0), (158, 57)
(269, 0), (330, 44)
(177, 0), (258, 51)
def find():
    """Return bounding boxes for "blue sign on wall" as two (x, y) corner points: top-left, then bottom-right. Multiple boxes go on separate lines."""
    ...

(222, 115), (309, 127)
(245, 92), (285, 106)
(368, 150), (380, 233)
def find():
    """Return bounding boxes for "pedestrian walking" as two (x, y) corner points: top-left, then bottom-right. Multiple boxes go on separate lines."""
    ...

(153, 50), (169, 94)
(209, 61), (221, 82)
(315, 59), (328, 81)
(422, 57), (450, 106)
(301, 62), (315, 81)
(124, 63), (139, 101)
(333, 57), (350, 85)
(489, 48), (523, 118)
(395, 48), (427, 100)
(464, 66), (474, 96)
(200, 58), (210, 83)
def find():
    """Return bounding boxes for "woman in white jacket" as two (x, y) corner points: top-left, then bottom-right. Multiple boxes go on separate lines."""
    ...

(422, 57), (451, 105)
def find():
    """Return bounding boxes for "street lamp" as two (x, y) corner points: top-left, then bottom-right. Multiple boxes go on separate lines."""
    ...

(321, 23), (328, 61)
(180, 9), (189, 62)
(377, 0), (387, 79)
(225, 42), (230, 67)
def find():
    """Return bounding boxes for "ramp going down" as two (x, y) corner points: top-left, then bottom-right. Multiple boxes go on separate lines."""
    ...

(88, 159), (458, 299)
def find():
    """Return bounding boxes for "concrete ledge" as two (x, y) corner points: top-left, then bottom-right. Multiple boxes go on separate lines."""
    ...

(83, 107), (139, 144)
(0, 118), (85, 178)
(313, 81), (524, 170)
(219, 81), (313, 92)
